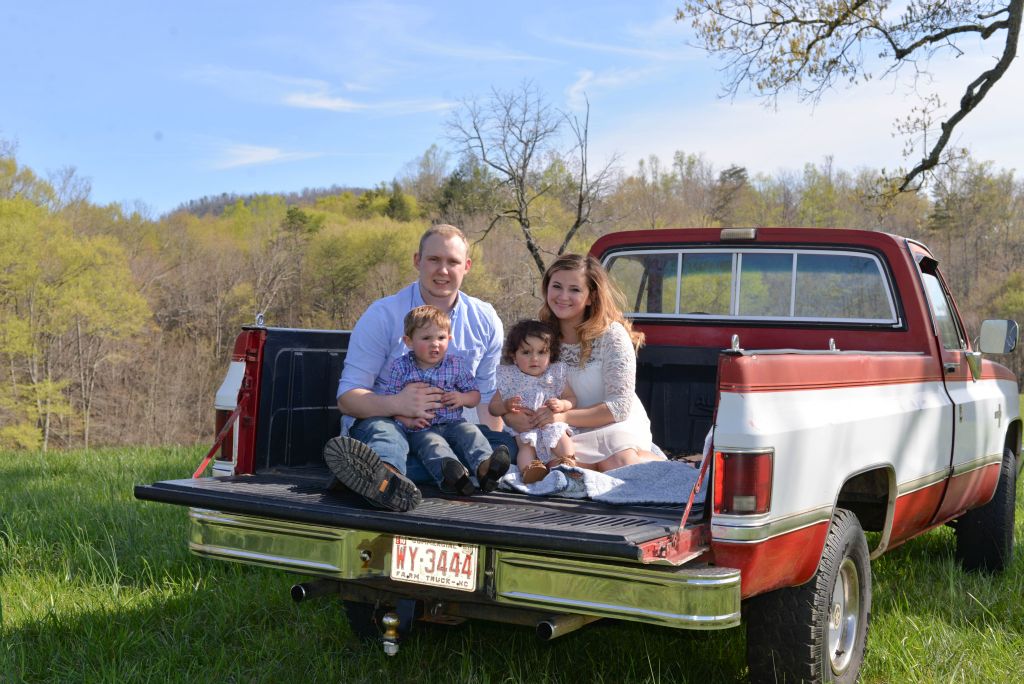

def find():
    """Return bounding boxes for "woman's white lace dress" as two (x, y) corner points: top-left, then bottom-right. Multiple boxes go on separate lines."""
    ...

(560, 322), (657, 464)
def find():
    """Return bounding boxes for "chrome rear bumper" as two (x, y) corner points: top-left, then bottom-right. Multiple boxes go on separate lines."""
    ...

(188, 508), (741, 630)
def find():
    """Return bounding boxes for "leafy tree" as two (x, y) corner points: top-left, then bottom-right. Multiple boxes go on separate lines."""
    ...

(620, 156), (682, 229)
(314, 191), (362, 217)
(926, 157), (1019, 298)
(385, 181), (419, 221)
(0, 196), (149, 449)
(282, 206), (324, 235)
(435, 158), (502, 228)
(678, 0), (1023, 192)
(398, 144), (451, 209)
(346, 183), (420, 221)
(305, 221), (423, 327)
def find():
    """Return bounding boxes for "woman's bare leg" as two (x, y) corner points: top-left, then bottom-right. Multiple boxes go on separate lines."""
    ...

(595, 448), (664, 472)
(550, 433), (576, 464)
(594, 448), (638, 472)
(636, 449), (665, 462)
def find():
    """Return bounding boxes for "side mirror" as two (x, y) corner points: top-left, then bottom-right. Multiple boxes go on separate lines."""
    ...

(978, 319), (1019, 354)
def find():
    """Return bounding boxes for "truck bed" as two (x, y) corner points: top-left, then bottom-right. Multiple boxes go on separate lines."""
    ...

(135, 467), (703, 561)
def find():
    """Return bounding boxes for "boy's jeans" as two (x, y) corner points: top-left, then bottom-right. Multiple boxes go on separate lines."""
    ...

(349, 417), (516, 484)
(406, 421), (492, 485)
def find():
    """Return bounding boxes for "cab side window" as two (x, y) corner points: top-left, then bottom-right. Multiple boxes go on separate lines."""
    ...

(918, 262), (966, 351)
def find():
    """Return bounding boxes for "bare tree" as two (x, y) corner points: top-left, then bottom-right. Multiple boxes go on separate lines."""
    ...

(447, 82), (618, 275)
(678, 0), (1022, 193)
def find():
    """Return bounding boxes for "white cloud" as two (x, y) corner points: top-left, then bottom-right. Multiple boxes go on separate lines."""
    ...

(343, 81), (374, 92)
(378, 99), (456, 115)
(186, 64), (453, 116)
(212, 144), (321, 170)
(624, 12), (691, 42)
(541, 33), (694, 62)
(408, 40), (553, 63)
(185, 65), (327, 98)
(282, 87), (453, 115)
(566, 67), (659, 110)
(283, 91), (367, 112)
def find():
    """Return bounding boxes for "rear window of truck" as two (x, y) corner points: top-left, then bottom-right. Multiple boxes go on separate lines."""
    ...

(604, 248), (898, 325)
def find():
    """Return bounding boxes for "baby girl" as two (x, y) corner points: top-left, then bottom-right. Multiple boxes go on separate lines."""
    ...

(488, 319), (576, 484)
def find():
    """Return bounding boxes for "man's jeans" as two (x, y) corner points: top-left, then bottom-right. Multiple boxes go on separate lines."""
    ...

(349, 417), (516, 484)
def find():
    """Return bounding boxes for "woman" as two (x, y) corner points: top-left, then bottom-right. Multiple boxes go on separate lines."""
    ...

(514, 253), (663, 472)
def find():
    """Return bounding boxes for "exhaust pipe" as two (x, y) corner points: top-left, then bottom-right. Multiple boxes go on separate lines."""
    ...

(290, 579), (340, 603)
(536, 613), (601, 641)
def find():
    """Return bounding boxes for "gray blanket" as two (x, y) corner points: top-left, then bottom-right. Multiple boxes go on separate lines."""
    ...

(499, 459), (708, 505)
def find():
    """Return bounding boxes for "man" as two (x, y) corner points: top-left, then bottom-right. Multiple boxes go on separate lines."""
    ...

(324, 224), (511, 511)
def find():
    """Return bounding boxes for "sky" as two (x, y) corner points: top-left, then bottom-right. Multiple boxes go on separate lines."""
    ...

(2, 1), (1022, 216)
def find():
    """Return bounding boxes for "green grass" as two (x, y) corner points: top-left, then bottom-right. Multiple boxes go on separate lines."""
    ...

(2, 447), (1023, 683)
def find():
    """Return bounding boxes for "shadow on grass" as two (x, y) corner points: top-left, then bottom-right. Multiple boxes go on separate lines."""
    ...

(869, 517), (1024, 636)
(4, 566), (748, 684)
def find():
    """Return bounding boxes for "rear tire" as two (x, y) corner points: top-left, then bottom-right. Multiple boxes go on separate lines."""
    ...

(745, 508), (871, 683)
(955, 448), (1017, 573)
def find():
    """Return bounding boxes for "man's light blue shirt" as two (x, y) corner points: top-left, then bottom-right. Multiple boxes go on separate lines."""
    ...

(336, 282), (503, 431)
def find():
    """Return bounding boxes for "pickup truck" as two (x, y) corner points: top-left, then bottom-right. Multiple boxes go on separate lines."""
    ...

(136, 227), (1021, 683)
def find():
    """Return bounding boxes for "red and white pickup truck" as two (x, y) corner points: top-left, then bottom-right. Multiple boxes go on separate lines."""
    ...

(137, 227), (1020, 683)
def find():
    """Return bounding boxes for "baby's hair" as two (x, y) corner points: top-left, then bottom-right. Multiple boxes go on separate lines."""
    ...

(403, 305), (451, 339)
(502, 319), (560, 365)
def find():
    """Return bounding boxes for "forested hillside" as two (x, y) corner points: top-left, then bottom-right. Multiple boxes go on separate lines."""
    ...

(2, 143), (1022, 451)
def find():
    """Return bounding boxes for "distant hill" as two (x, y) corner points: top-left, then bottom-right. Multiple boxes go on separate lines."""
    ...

(171, 185), (371, 217)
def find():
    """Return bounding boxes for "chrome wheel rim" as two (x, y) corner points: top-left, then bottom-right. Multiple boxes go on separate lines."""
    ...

(827, 557), (859, 675)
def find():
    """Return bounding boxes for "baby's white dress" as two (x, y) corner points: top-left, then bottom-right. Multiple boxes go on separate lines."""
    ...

(496, 362), (571, 461)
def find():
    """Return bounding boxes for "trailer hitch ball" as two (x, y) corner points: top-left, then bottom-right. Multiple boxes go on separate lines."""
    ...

(381, 612), (401, 656)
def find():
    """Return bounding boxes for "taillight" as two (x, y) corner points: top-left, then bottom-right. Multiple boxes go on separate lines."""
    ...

(713, 449), (773, 514)
(214, 408), (234, 461)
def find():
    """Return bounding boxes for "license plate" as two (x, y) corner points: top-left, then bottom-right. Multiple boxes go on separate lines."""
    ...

(390, 536), (479, 592)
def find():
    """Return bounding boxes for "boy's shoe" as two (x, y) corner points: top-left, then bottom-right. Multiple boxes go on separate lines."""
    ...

(440, 458), (476, 496)
(521, 459), (549, 484)
(323, 436), (421, 512)
(476, 445), (511, 492)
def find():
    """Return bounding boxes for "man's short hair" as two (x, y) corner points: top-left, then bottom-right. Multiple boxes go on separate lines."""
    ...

(403, 305), (452, 339)
(417, 223), (468, 255)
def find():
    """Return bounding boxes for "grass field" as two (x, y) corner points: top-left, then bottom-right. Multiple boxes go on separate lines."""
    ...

(2, 446), (1023, 683)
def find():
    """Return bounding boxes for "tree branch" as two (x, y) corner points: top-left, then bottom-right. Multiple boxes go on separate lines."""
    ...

(899, 0), (1021, 191)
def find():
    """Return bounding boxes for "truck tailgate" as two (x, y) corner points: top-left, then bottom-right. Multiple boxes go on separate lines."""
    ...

(135, 471), (702, 561)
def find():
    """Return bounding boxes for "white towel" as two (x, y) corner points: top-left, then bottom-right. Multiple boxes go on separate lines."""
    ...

(499, 459), (707, 505)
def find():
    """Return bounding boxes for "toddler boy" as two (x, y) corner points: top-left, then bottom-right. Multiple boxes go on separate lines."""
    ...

(381, 305), (510, 494)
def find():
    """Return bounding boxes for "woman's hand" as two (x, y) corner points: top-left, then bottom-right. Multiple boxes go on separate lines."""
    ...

(530, 404), (555, 428)
(502, 409), (535, 433)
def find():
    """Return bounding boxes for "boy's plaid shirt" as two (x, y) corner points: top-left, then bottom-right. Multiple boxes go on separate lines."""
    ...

(381, 352), (478, 429)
